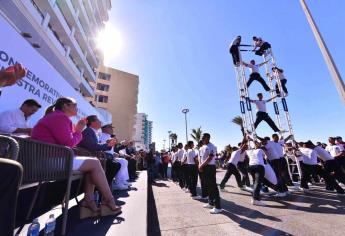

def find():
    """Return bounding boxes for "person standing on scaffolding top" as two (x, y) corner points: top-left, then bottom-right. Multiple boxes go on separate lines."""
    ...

(229, 36), (241, 66)
(244, 93), (282, 133)
(243, 59), (272, 92)
(252, 36), (271, 56)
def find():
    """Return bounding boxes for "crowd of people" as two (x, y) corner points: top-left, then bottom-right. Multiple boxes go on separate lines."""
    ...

(149, 133), (345, 212)
(0, 63), (151, 234)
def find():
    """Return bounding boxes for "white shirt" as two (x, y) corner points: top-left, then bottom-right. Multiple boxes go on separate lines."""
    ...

(177, 149), (184, 161)
(247, 149), (265, 166)
(337, 144), (344, 152)
(187, 149), (197, 164)
(253, 100), (267, 113)
(299, 147), (318, 165)
(326, 145), (341, 157)
(246, 64), (259, 74)
(314, 146), (334, 161)
(170, 152), (177, 163)
(199, 143), (216, 165)
(264, 141), (281, 160)
(0, 108), (30, 133)
(100, 133), (114, 155)
(181, 150), (188, 164)
(228, 150), (246, 166)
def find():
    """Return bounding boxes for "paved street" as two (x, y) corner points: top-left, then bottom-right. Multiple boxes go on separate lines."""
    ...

(149, 169), (345, 236)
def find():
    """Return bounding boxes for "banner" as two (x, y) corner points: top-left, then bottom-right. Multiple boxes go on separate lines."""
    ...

(0, 15), (109, 126)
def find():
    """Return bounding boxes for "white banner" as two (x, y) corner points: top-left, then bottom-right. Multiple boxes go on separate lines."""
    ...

(0, 15), (108, 126)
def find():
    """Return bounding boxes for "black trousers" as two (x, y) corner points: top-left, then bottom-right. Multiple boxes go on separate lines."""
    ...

(220, 163), (242, 188)
(323, 160), (344, 193)
(106, 159), (121, 186)
(0, 159), (23, 236)
(203, 165), (221, 209)
(255, 42), (271, 56)
(161, 163), (168, 179)
(181, 164), (188, 189)
(199, 170), (208, 198)
(238, 160), (251, 186)
(128, 158), (137, 179)
(188, 164), (198, 196)
(300, 163), (318, 189)
(276, 79), (288, 95)
(179, 163), (186, 188)
(247, 73), (271, 91)
(248, 165), (265, 200)
(230, 45), (240, 66)
(254, 111), (280, 132)
(172, 161), (180, 182)
(269, 159), (289, 192)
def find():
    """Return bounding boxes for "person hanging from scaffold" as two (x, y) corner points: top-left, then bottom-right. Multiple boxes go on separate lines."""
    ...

(272, 66), (289, 97)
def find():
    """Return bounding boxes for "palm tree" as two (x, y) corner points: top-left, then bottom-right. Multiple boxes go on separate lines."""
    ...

(191, 127), (203, 143)
(232, 116), (245, 136)
(170, 133), (178, 146)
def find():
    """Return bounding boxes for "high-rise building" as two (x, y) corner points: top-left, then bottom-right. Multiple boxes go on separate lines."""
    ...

(91, 65), (139, 141)
(133, 113), (153, 150)
(0, 0), (111, 97)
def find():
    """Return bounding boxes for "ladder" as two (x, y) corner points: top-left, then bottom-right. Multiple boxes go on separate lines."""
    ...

(231, 45), (257, 145)
(261, 48), (302, 181)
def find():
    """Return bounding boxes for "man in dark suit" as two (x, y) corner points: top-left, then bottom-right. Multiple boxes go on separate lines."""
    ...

(78, 115), (121, 186)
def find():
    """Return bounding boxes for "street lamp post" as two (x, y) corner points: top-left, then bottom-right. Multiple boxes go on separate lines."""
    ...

(168, 130), (172, 151)
(182, 108), (189, 144)
(300, 0), (345, 105)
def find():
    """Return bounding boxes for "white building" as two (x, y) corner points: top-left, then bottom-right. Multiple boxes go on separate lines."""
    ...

(0, 0), (111, 97)
(133, 113), (153, 150)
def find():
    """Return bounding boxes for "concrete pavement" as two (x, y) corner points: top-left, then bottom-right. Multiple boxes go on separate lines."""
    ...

(149, 169), (345, 236)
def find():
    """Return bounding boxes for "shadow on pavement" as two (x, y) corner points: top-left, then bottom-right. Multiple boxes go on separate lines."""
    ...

(147, 182), (161, 236)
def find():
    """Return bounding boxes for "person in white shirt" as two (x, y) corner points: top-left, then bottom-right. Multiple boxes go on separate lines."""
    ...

(170, 147), (178, 182)
(181, 144), (189, 191)
(246, 142), (266, 206)
(0, 99), (41, 135)
(99, 125), (130, 190)
(308, 141), (345, 194)
(248, 93), (281, 132)
(243, 60), (271, 91)
(252, 36), (271, 56)
(229, 35), (241, 66)
(297, 143), (319, 191)
(199, 133), (222, 214)
(186, 141), (199, 198)
(176, 143), (185, 189)
(272, 67), (288, 96)
(220, 138), (248, 190)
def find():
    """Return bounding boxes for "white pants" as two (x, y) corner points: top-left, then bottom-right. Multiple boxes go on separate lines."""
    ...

(264, 163), (277, 185)
(115, 157), (129, 183)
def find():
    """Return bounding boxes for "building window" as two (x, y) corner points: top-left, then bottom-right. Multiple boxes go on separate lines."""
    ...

(98, 72), (111, 81)
(97, 83), (110, 91)
(97, 95), (108, 103)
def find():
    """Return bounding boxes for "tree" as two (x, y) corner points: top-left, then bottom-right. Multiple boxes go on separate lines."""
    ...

(170, 133), (178, 145)
(232, 116), (245, 136)
(190, 127), (203, 143)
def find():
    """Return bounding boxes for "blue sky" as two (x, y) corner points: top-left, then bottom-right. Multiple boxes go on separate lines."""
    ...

(105, 0), (345, 150)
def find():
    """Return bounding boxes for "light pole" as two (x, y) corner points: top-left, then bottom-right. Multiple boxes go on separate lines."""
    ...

(163, 139), (166, 150)
(168, 130), (171, 151)
(182, 108), (189, 144)
(300, 0), (345, 105)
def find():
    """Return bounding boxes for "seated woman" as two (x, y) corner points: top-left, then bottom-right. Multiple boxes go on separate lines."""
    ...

(31, 97), (121, 216)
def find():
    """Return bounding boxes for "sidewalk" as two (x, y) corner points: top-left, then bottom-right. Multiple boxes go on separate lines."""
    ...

(149, 169), (345, 236)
